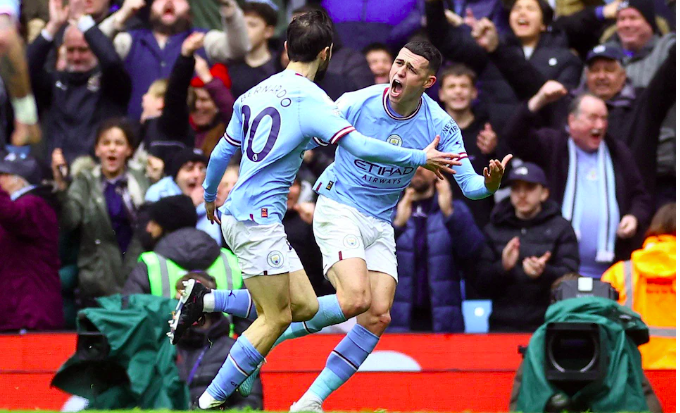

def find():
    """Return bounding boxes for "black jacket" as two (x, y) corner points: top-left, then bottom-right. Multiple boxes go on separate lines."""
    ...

(176, 314), (263, 409)
(27, 26), (131, 164)
(483, 38), (675, 192)
(504, 103), (654, 260)
(425, 0), (582, 130)
(449, 107), (502, 228)
(474, 199), (579, 332)
(123, 227), (220, 295)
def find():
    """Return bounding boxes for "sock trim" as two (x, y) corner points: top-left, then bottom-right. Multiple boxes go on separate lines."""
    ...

(302, 321), (312, 334)
(228, 354), (248, 376)
(332, 350), (359, 371)
(245, 292), (253, 319)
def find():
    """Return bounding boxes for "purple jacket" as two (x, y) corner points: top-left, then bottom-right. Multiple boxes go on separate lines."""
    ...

(0, 186), (63, 331)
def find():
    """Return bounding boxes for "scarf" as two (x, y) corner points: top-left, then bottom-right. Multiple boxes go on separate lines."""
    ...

(562, 139), (620, 263)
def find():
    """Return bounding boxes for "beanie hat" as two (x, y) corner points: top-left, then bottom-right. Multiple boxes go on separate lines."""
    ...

(618, 0), (658, 33)
(148, 195), (198, 233)
(190, 63), (232, 89)
(167, 148), (209, 180)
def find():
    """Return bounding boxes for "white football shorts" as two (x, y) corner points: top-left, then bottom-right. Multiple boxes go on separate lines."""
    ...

(221, 215), (303, 279)
(313, 195), (398, 281)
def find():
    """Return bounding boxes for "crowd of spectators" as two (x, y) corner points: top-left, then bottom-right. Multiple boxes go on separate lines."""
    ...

(0, 0), (675, 352)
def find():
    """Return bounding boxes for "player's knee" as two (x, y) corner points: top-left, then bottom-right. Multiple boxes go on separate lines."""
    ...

(340, 292), (372, 317)
(263, 307), (293, 334)
(291, 298), (319, 321)
(375, 311), (391, 328)
(368, 304), (391, 330)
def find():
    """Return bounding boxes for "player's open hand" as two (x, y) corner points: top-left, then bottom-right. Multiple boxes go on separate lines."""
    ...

(206, 200), (221, 225)
(483, 154), (512, 191)
(423, 135), (462, 180)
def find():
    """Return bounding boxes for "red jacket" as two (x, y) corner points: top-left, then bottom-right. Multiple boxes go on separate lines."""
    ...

(0, 186), (63, 331)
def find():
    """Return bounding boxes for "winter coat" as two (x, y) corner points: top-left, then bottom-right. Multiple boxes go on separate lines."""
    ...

(474, 199), (580, 332)
(504, 103), (653, 260)
(321, 0), (418, 51)
(391, 198), (486, 332)
(495, 41), (675, 192)
(425, 0), (583, 130)
(0, 185), (63, 331)
(229, 57), (278, 99)
(605, 33), (676, 89)
(176, 314), (263, 408)
(602, 235), (676, 369)
(100, 5), (249, 120)
(27, 25), (131, 164)
(58, 163), (149, 301)
(144, 177), (222, 245)
(124, 227), (221, 295)
(449, 107), (508, 229)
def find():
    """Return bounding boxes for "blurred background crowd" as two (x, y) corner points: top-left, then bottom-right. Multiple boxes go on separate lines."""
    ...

(0, 0), (676, 405)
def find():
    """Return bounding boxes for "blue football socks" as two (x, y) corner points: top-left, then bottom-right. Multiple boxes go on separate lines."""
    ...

(308, 324), (379, 401)
(211, 289), (257, 320)
(205, 335), (264, 402)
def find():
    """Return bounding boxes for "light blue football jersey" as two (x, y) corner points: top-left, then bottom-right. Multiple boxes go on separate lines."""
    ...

(314, 85), (491, 222)
(203, 72), (428, 224)
(208, 71), (356, 223)
(0, 0), (19, 19)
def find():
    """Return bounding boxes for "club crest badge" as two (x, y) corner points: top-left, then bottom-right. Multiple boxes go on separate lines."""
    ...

(343, 235), (360, 249)
(267, 251), (284, 268)
(386, 135), (403, 147)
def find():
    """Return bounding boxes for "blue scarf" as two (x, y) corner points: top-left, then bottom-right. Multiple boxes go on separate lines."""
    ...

(562, 139), (619, 263)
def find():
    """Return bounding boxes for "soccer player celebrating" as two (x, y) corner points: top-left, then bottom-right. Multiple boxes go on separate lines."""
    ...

(169, 11), (460, 409)
(286, 41), (511, 411)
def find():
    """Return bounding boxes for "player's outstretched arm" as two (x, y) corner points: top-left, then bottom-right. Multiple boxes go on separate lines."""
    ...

(453, 154), (512, 199)
(203, 135), (239, 223)
(338, 133), (461, 172)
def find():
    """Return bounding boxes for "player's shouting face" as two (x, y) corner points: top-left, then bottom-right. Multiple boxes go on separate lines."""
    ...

(388, 48), (437, 105)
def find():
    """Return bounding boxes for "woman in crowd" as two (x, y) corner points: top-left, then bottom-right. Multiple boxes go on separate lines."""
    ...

(53, 118), (149, 307)
(426, 0), (584, 129)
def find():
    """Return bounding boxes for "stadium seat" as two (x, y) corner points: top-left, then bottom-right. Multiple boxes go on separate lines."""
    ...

(462, 300), (492, 333)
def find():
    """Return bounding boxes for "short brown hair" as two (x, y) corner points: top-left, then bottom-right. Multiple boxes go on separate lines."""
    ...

(646, 203), (676, 237)
(176, 271), (217, 292)
(94, 117), (136, 149)
(439, 63), (477, 85)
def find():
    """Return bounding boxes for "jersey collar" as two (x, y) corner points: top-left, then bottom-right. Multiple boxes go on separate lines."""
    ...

(382, 87), (422, 121)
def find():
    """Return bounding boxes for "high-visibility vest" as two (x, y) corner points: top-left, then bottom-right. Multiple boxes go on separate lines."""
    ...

(139, 249), (243, 299)
(619, 259), (676, 369)
(602, 235), (675, 369)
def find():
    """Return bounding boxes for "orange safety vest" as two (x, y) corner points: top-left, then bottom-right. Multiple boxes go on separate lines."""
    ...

(601, 235), (676, 369)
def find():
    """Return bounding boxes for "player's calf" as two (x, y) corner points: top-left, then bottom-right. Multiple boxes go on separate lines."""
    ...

(357, 306), (392, 336)
(289, 269), (320, 322)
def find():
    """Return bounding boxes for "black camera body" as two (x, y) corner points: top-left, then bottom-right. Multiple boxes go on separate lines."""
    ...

(550, 278), (619, 303)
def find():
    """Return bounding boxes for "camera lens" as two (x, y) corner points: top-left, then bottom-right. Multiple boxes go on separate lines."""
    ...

(547, 330), (598, 372)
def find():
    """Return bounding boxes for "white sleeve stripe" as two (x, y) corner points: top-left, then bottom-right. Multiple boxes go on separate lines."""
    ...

(313, 137), (329, 147)
(456, 152), (468, 159)
(330, 126), (356, 144)
(224, 133), (241, 147)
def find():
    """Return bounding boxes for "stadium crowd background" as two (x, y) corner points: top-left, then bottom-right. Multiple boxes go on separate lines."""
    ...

(0, 0), (676, 408)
